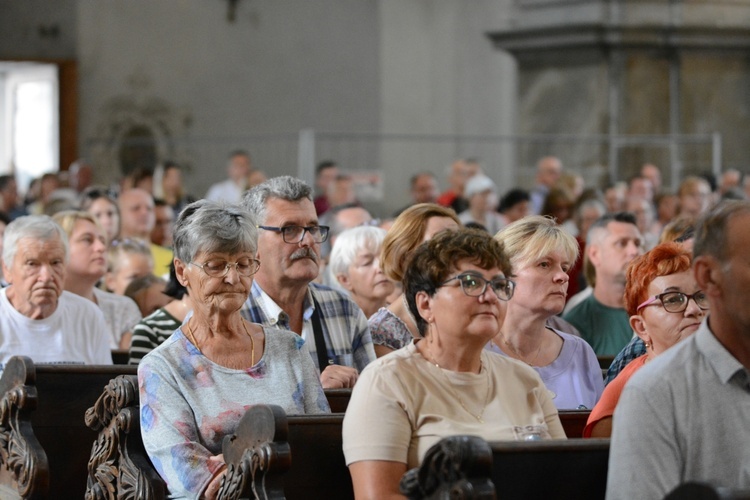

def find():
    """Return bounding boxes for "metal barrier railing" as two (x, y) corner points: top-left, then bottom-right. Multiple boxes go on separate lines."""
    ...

(85, 129), (720, 215)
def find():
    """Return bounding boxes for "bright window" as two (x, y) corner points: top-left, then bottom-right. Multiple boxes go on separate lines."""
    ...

(0, 62), (59, 193)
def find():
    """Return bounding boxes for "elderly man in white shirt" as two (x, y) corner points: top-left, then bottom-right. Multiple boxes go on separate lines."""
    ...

(0, 215), (112, 372)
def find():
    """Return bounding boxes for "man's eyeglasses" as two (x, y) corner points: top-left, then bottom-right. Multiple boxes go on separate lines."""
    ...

(257, 225), (330, 244)
(190, 258), (260, 278)
(637, 291), (709, 313)
(440, 272), (515, 301)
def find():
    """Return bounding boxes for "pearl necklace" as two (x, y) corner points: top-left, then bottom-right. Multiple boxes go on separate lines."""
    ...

(186, 320), (256, 366)
(426, 351), (491, 424)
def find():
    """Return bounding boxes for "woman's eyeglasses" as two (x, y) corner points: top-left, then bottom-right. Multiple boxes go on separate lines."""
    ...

(637, 291), (709, 313)
(190, 258), (261, 278)
(256, 225), (330, 244)
(440, 272), (515, 301)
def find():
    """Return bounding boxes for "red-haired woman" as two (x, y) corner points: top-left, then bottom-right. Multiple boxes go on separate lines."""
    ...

(584, 242), (708, 437)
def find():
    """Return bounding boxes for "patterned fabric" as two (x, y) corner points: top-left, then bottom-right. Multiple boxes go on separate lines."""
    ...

(128, 308), (182, 365)
(605, 336), (647, 385)
(139, 326), (329, 499)
(93, 288), (142, 349)
(368, 307), (414, 351)
(240, 281), (375, 372)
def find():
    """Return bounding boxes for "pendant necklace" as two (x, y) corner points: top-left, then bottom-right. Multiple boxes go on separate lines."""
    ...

(426, 351), (491, 424)
(186, 320), (256, 366)
(497, 332), (542, 367)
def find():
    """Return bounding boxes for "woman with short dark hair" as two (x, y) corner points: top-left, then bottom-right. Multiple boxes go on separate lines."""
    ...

(344, 228), (564, 499)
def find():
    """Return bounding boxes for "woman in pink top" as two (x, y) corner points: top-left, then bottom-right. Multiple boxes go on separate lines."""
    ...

(584, 242), (708, 437)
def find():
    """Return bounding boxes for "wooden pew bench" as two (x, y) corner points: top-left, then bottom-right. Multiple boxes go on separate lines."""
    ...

(219, 405), (352, 499)
(0, 357), (137, 499)
(33, 363), (137, 499)
(0, 356), (49, 499)
(0, 354), (593, 500)
(400, 435), (610, 499)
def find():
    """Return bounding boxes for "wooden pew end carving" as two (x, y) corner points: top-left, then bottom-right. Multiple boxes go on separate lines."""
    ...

(400, 435), (495, 500)
(0, 356), (49, 499)
(84, 374), (165, 500)
(219, 404), (291, 500)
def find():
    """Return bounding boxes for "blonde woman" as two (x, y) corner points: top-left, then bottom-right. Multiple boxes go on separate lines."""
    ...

(490, 216), (603, 409)
(368, 203), (460, 357)
(53, 210), (142, 349)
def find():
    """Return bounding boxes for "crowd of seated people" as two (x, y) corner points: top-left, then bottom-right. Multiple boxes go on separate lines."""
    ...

(1, 155), (749, 499)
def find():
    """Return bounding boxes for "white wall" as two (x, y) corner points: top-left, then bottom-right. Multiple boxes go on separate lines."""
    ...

(378, 0), (517, 212)
(76, 0), (382, 197)
(1, 1), (518, 214)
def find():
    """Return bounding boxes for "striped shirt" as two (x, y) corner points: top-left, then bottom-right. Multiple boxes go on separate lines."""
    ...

(128, 308), (182, 365)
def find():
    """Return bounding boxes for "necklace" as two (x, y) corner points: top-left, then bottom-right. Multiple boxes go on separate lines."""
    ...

(186, 320), (256, 366)
(497, 332), (542, 367)
(426, 350), (491, 424)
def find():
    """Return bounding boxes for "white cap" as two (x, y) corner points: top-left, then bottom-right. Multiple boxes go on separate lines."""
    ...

(464, 175), (497, 198)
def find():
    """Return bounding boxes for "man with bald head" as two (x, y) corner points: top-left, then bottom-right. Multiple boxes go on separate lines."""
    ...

(118, 188), (172, 277)
(530, 156), (563, 215)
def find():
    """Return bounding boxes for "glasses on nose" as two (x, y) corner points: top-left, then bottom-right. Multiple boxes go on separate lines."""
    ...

(257, 225), (330, 244)
(440, 272), (515, 301)
(637, 291), (709, 313)
(190, 258), (261, 278)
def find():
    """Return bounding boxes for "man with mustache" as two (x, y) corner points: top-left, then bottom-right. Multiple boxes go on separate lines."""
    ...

(241, 176), (375, 389)
(0, 215), (112, 373)
(564, 212), (644, 356)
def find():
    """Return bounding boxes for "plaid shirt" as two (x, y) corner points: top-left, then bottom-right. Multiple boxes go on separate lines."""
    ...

(240, 281), (375, 373)
(605, 336), (647, 385)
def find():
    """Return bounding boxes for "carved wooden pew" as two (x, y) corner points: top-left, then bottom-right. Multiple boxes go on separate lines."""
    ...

(85, 374), (165, 499)
(31, 362), (136, 499)
(400, 435), (610, 499)
(85, 390), (354, 499)
(219, 405), (352, 500)
(0, 356), (49, 499)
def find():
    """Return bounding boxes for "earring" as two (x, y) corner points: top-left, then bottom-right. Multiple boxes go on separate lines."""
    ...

(644, 341), (652, 349)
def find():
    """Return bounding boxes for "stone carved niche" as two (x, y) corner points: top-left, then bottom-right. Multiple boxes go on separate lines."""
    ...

(89, 93), (192, 185)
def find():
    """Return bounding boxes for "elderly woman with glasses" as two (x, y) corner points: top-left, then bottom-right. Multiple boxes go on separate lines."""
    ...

(343, 228), (565, 499)
(584, 241), (707, 438)
(489, 216), (603, 410)
(139, 200), (329, 500)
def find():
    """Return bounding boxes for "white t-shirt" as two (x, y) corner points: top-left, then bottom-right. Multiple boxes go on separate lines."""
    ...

(93, 288), (142, 349)
(205, 179), (244, 204)
(0, 289), (113, 372)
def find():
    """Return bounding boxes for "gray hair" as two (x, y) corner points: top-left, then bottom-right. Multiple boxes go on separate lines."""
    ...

(172, 200), (258, 264)
(3, 215), (69, 266)
(241, 176), (313, 225)
(329, 226), (387, 277)
(693, 200), (750, 264)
